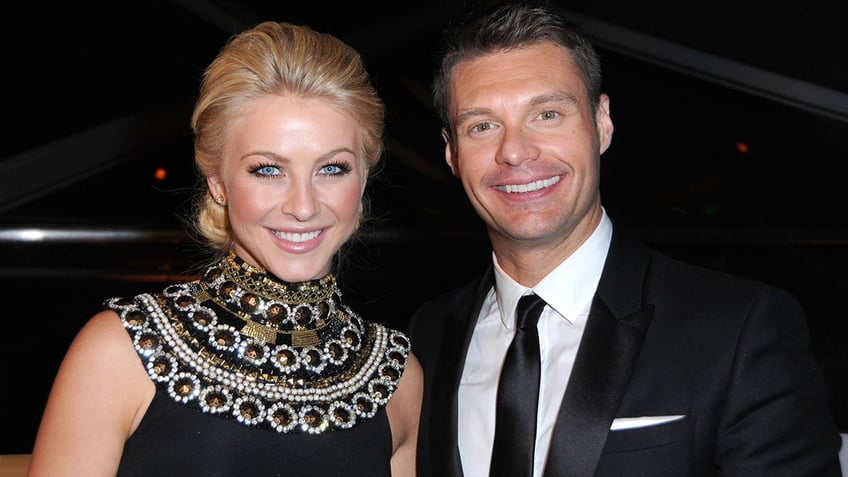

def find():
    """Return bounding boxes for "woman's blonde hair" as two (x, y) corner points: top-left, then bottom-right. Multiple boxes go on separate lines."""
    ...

(191, 21), (385, 253)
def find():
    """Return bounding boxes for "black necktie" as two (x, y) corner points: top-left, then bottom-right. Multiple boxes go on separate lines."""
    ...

(490, 293), (547, 477)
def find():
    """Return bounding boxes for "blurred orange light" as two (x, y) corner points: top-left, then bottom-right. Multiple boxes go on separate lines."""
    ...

(154, 168), (167, 181)
(735, 141), (749, 154)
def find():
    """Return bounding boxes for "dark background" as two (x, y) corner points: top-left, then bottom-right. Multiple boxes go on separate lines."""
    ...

(1, 1), (846, 453)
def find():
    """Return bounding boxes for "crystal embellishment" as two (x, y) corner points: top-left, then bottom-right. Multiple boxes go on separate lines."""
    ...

(104, 253), (410, 434)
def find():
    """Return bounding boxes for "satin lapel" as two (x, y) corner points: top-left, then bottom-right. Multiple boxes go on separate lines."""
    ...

(543, 229), (655, 477)
(431, 268), (494, 476)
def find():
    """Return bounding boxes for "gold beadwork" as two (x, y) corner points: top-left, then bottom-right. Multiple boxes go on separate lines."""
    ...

(197, 253), (339, 343)
(292, 330), (320, 347)
(220, 253), (336, 304)
(104, 251), (412, 435)
(241, 320), (279, 344)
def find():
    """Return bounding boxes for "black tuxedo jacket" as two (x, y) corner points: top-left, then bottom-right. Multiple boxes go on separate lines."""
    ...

(409, 228), (841, 476)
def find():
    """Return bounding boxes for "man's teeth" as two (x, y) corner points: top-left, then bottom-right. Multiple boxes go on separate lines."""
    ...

(272, 230), (321, 242)
(500, 175), (560, 193)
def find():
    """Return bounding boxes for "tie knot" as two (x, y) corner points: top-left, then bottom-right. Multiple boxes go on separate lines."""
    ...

(516, 293), (546, 329)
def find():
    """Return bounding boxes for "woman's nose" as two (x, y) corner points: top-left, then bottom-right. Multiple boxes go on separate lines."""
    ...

(281, 179), (320, 221)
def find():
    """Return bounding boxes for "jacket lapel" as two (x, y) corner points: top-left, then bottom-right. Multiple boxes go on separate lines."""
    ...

(543, 229), (655, 477)
(431, 268), (494, 476)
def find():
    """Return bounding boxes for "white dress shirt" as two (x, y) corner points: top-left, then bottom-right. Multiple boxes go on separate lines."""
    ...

(458, 210), (612, 477)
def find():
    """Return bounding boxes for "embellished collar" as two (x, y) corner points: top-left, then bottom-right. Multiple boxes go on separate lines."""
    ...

(107, 252), (411, 434)
(197, 253), (343, 345)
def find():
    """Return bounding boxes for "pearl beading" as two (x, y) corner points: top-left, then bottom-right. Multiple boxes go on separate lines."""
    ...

(104, 265), (410, 434)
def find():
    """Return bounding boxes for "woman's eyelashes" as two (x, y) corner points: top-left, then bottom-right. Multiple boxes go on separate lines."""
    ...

(250, 163), (280, 177)
(318, 162), (352, 176)
(248, 161), (352, 179)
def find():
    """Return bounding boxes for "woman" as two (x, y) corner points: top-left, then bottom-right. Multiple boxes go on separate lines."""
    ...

(27, 21), (422, 477)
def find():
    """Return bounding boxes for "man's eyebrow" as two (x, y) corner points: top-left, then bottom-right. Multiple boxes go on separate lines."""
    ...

(454, 107), (492, 127)
(453, 92), (580, 125)
(530, 91), (578, 106)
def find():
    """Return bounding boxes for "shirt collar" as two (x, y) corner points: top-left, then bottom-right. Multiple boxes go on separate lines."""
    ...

(494, 208), (612, 326)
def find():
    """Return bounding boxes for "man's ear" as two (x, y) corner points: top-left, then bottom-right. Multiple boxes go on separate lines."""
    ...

(443, 128), (459, 177)
(596, 94), (614, 154)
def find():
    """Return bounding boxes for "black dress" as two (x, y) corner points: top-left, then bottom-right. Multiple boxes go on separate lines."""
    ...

(117, 390), (392, 476)
(106, 253), (410, 476)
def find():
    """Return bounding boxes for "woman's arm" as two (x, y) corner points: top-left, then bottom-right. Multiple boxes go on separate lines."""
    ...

(27, 310), (154, 477)
(387, 351), (423, 477)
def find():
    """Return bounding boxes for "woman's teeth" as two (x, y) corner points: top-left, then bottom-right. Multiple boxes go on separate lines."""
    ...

(272, 230), (320, 242)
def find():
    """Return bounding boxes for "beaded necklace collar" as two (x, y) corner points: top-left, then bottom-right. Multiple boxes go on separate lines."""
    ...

(107, 252), (410, 434)
(197, 253), (343, 346)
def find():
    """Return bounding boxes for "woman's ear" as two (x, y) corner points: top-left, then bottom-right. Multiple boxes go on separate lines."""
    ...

(206, 175), (227, 206)
(206, 175), (222, 198)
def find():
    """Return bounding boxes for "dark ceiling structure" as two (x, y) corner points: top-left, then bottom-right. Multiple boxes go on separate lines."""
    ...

(2, 1), (846, 216)
(1, 1), (846, 453)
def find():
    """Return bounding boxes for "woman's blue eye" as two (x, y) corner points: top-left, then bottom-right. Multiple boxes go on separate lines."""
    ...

(253, 165), (279, 176)
(319, 163), (351, 175)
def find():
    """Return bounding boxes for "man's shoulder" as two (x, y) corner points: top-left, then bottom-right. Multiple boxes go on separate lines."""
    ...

(649, 248), (765, 290)
(415, 270), (488, 312)
(407, 267), (491, 340)
(611, 224), (768, 291)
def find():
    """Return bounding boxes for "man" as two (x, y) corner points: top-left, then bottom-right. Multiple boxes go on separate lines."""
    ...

(408, 2), (842, 476)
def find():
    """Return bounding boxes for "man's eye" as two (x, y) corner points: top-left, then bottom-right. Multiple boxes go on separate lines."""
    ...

(471, 122), (492, 133)
(540, 110), (559, 120)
